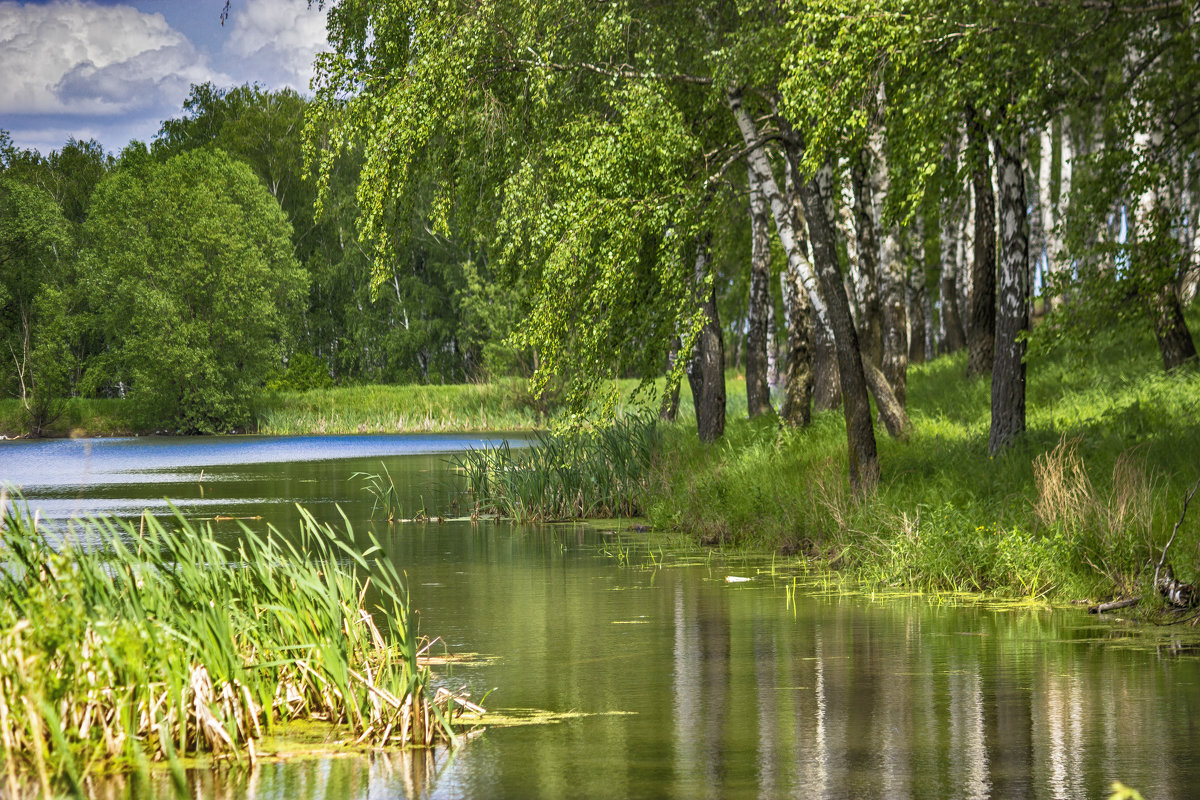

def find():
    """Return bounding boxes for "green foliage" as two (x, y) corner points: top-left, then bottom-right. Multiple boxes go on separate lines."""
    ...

(646, 323), (1200, 599)
(83, 148), (307, 433)
(0, 173), (78, 435)
(0, 503), (470, 792)
(310, 1), (727, 415)
(160, 83), (491, 386)
(453, 416), (659, 522)
(266, 351), (333, 392)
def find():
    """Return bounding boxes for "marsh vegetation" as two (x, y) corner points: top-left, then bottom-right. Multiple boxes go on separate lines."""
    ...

(0, 500), (477, 795)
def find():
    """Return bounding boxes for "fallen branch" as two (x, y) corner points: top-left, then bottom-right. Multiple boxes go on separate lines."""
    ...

(1089, 597), (1140, 614)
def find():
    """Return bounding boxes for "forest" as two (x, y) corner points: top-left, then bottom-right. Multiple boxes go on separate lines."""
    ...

(4, 3), (1200, 792)
(3, 0), (1199, 479)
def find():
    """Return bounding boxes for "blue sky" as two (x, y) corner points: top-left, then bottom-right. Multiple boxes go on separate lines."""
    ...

(0, 0), (329, 155)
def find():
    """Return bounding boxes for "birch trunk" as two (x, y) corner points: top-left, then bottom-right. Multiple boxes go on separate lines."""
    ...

(907, 216), (930, 364)
(940, 187), (967, 352)
(780, 265), (814, 427)
(812, 315), (840, 412)
(687, 238), (726, 442)
(796, 161), (882, 491)
(660, 336), (681, 421)
(1028, 159), (1046, 306)
(908, 266), (928, 365)
(871, 140), (909, 407)
(730, 90), (890, 490)
(1133, 127), (1198, 371)
(988, 137), (1030, 454)
(766, 298), (779, 387)
(966, 105), (997, 378)
(850, 152), (883, 366)
(746, 166), (774, 418)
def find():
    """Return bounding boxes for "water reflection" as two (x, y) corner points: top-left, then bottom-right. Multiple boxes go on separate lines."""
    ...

(64, 748), (450, 800)
(2, 436), (1198, 799)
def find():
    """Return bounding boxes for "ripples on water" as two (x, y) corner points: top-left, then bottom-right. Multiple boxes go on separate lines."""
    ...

(1, 435), (1198, 800)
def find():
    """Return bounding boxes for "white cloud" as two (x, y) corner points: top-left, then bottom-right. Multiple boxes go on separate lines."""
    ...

(0, 0), (226, 115)
(225, 0), (328, 91)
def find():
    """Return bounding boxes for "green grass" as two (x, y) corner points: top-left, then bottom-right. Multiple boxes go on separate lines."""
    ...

(452, 415), (659, 522)
(254, 380), (546, 435)
(646, 320), (1200, 602)
(0, 502), (476, 795)
(0, 397), (142, 438)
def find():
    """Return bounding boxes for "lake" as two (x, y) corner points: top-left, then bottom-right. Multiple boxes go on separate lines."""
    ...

(2, 434), (1199, 799)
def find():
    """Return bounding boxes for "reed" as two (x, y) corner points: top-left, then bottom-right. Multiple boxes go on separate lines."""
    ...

(0, 500), (480, 793)
(452, 416), (658, 522)
(353, 463), (404, 521)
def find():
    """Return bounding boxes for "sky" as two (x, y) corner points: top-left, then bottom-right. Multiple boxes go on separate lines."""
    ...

(0, 0), (330, 156)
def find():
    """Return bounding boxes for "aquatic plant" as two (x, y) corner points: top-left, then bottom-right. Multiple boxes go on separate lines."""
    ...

(0, 500), (479, 794)
(353, 462), (404, 521)
(452, 415), (658, 522)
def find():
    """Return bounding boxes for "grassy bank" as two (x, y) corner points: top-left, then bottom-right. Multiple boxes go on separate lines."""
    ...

(0, 397), (141, 438)
(0, 377), (678, 438)
(253, 380), (547, 435)
(0, 504), (476, 795)
(647, 324), (1200, 602)
(0, 382), (543, 438)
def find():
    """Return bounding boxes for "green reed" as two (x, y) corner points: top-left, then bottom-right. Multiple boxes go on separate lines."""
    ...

(0, 500), (479, 795)
(353, 463), (404, 521)
(452, 416), (658, 522)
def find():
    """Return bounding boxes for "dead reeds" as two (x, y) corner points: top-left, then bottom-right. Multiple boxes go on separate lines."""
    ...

(1033, 435), (1157, 589)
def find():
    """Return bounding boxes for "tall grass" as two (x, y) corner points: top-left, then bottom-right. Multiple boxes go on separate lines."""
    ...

(646, 319), (1200, 600)
(254, 381), (545, 435)
(452, 416), (659, 522)
(0, 500), (478, 794)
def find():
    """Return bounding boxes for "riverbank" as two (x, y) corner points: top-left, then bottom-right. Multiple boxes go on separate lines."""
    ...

(645, 325), (1200, 604)
(0, 378), (667, 438)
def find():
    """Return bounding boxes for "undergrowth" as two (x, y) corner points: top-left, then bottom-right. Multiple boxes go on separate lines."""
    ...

(645, 319), (1200, 601)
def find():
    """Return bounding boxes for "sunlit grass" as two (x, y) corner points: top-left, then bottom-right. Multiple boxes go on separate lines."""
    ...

(0, 501), (478, 795)
(453, 416), (659, 522)
(647, 319), (1200, 601)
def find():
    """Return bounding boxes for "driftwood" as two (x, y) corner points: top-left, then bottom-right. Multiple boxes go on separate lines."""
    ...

(1154, 478), (1200, 609)
(1089, 597), (1141, 614)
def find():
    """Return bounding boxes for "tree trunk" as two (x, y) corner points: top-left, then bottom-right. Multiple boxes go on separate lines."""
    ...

(780, 265), (814, 427)
(687, 238), (726, 442)
(766, 297), (779, 387)
(940, 190), (968, 353)
(989, 137), (1030, 455)
(908, 229), (929, 366)
(1132, 125), (1199, 372)
(863, 361), (912, 440)
(729, 90), (878, 492)
(966, 105), (997, 378)
(1149, 282), (1198, 371)
(871, 141), (909, 407)
(796, 160), (880, 493)
(661, 336), (681, 421)
(746, 166), (774, 418)
(812, 315), (840, 411)
(908, 272), (927, 365)
(850, 151), (883, 367)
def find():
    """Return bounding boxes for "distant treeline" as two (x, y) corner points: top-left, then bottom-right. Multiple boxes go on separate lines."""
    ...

(0, 85), (521, 434)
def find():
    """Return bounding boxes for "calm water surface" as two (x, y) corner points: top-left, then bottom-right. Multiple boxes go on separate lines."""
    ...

(2, 435), (1199, 800)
